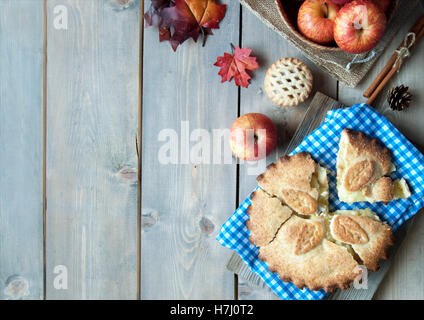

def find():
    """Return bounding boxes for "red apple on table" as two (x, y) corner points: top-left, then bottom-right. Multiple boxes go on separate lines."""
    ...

(298, 0), (341, 45)
(230, 113), (277, 161)
(334, 0), (387, 53)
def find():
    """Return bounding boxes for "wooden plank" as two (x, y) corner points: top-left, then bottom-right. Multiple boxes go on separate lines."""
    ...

(237, 3), (338, 299)
(45, 0), (139, 299)
(140, 0), (239, 299)
(375, 215), (424, 299)
(0, 0), (44, 300)
(230, 92), (342, 299)
(338, 4), (424, 300)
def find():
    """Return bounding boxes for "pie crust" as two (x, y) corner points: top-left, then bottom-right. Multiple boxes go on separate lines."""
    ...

(256, 152), (328, 215)
(250, 150), (397, 292)
(337, 129), (411, 204)
(259, 215), (361, 292)
(246, 189), (292, 247)
(330, 212), (394, 272)
(264, 58), (313, 107)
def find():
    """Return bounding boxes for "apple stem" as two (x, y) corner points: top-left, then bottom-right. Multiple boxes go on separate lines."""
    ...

(352, 22), (362, 30)
(323, 1), (328, 18)
(254, 134), (259, 144)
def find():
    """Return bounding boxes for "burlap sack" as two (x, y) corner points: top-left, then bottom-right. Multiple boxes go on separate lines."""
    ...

(240, 0), (419, 87)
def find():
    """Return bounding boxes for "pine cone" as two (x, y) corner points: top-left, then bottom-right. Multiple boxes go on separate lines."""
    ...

(387, 85), (412, 111)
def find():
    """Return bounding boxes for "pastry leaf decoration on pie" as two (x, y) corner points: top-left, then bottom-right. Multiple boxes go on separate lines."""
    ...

(248, 146), (402, 292)
(258, 215), (361, 292)
(329, 211), (394, 272)
(256, 152), (328, 216)
(336, 129), (411, 204)
(293, 221), (324, 255)
(330, 215), (369, 245)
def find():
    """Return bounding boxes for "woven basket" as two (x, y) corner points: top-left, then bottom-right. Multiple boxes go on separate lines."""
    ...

(275, 0), (399, 52)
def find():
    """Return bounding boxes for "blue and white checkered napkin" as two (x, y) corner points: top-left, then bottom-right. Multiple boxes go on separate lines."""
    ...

(217, 104), (424, 300)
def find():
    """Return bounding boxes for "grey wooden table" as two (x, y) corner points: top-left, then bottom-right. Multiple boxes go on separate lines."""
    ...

(0, 0), (423, 300)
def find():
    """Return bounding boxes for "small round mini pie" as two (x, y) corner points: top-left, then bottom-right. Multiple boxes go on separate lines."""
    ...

(264, 58), (313, 107)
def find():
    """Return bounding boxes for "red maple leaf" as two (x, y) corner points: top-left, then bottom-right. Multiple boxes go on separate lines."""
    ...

(214, 45), (259, 88)
(144, 0), (227, 51)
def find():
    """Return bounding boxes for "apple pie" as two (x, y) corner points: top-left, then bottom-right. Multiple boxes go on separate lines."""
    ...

(259, 215), (360, 292)
(329, 210), (394, 271)
(337, 129), (411, 204)
(246, 189), (292, 247)
(249, 151), (397, 292)
(256, 152), (329, 215)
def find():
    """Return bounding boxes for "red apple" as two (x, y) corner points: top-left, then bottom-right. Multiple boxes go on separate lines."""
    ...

(334, 0), (386, 53)
(372, 0), (391, 12)
(298, 0), (341, 45)
(229, 113), (277, 161)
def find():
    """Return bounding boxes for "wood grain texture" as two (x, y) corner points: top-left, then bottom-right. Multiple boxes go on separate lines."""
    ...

(338, 4), (424, 300)
(140, 0), (239, 300)
(0, 0), (44, 300)
(237, 4), (338, 299)
(375, 214), (424, 299)
(45, 0), (139, 299)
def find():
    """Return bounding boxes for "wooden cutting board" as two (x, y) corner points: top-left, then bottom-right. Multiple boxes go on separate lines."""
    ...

(226, 92), (417, 300)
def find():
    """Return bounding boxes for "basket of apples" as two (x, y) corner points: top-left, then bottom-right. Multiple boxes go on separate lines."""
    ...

(276, 0), (398, 54)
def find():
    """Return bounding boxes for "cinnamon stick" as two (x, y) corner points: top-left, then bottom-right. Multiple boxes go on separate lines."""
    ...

(366, 65), (398, 105)
(364, 13), (424, 98)
(365, 20), (424, 105)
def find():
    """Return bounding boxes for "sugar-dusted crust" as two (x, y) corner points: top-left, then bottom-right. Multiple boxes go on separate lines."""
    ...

(337, 129), (409, 204)
(370, 177), (393, 204)
(259, 215), (361, 292)
(330, 215), (368, 245)
(330, 214), (394, 272)
(344, 160), (374, 192)
(340, 129), (392, 175)
(246, 189), (292, 247)
(256, 152), (320, 215)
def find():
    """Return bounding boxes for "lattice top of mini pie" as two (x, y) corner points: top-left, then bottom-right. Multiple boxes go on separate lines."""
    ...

(264, 58), (313, 107)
